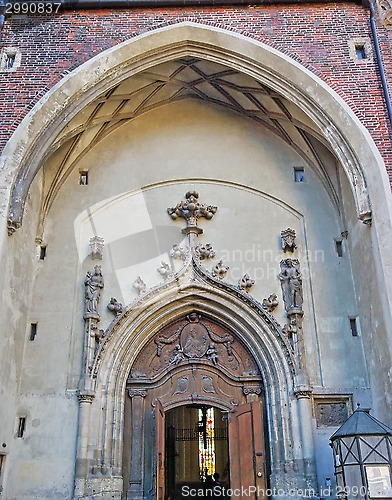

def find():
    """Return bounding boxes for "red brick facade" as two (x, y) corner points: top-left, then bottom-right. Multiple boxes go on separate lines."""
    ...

(1, 3), (392, 184)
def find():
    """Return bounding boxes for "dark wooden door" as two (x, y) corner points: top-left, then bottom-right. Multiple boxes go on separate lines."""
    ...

(156, 399), (165, 500)
(228, 401), (267, 499)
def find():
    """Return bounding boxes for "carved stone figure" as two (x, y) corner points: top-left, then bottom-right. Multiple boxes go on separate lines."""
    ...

(89, 236), (104, 260)
(262, 293), (279, 312)
(84, 265), (104, 318)
(238, 273), (255, 292)
(133, 276), (147, 295)
(279, 259), (303, 311)
(281, 228), (297, 253)
(182, 322), (210, 358)
(170, 243), (187, 260)
(195, 243), (215, 260)
(157, 261), (173, 280)
(167, 191), (217, 233)
(107, 297), (123, 316)
(212, 260), (229, 280)
(169, 345), (185, 365)
(206, 343), (219, 365)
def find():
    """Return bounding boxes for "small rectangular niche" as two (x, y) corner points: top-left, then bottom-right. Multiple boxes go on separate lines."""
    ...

(29, 323), (38, 341)
(79, 170), (88, 186)
(0, 48), (21, 72)
(349, 317), (359, 337)
(335, 240), (343, 257)
(294, 167), (305, 182)
(17, 417), (26, 438)
(39, 245), (47, 261)
(355, 44), (367, 60)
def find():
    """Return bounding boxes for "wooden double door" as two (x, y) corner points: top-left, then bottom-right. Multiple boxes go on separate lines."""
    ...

(156, 399), (267, 500)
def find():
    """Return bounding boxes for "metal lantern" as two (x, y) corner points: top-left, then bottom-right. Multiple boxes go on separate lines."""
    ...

(330, 407), (392, 500)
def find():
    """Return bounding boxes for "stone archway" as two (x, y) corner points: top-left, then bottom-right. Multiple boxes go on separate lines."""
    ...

(124, 312), (266, 500)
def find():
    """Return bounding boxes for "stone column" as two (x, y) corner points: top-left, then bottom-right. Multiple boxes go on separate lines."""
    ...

(127, 390), (147, 500)
(75, 391), (95, 478)
(295, 389), (317, 486)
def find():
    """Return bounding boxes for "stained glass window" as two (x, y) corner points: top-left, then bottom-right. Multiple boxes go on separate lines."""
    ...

(198, 407), (216, 480)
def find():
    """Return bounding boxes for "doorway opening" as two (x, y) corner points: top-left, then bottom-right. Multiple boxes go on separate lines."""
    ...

(165, 405), (230, 499)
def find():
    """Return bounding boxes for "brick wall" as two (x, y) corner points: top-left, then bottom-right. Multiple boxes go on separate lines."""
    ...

(1, 3), (392, 184)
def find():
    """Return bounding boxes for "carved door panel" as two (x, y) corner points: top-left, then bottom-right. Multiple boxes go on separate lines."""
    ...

(229, 401), (267, 499)
(156, 399), (165, 500)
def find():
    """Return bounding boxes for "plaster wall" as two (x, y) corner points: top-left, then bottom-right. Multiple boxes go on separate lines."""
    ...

(1, 99), (374, 498)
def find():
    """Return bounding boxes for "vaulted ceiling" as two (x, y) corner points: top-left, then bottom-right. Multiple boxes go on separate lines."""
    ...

(40, 56), (339, 222)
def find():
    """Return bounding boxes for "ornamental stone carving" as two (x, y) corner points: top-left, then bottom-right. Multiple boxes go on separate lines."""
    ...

(107, 297), (123, 316)
(195, 243), (215, 260)
(238, 273), (255, 292)
(157, 261), (173, 280)
(379, 0), (392, 28)
(133, 276), (147, 295)
(170, 243), (188, 260)
(279, 259), (303, 312)
(242, 386), (262, 396)
(89, 236), (104, 260)
(315, 401), (349, 427)
(201, 375), (216, 394)
(128, 389), (147, 398)
(212, 260), (229, 280)
(132, 315), (259, 380)
(84, 265), (104, 320)
(167, 191), (217, 234)
(281, 228), (297, 253)
(262, 293), (279, 313)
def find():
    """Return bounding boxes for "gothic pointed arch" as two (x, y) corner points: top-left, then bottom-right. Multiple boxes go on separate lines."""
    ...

(3, 21), (391, 233)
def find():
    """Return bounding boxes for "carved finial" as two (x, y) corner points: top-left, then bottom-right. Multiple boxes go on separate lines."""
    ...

(195, 243), (215, 260)
(89, 236), (105, 260)
(157, 261), (173, 280)
(281, 228), (297, 253)
(212, 260), (229, 280)
(107, 297), (123, 316)
(133, 276), (147, 295)
(279, 259), (303, 313)
(262, 293), (279, 312)
(238, 273), (255, 292)
(170, 243), (188, 260)
(167, 191), (218, 235)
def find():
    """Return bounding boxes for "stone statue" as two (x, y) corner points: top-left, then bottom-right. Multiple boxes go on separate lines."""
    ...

(279, 259), (303, 311)
(262, 293), (279, 312)
(84, 265), (104, 317)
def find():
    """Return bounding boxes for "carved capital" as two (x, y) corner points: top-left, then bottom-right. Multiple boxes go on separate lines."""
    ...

(294, 388), (312, 400)
(77, 390), (95, 404)
(243, 386), (262, 396)
(128, 389), (147, 399)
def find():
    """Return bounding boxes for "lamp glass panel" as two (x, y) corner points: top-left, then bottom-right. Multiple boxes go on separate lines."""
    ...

(365, 465), (392, 498)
